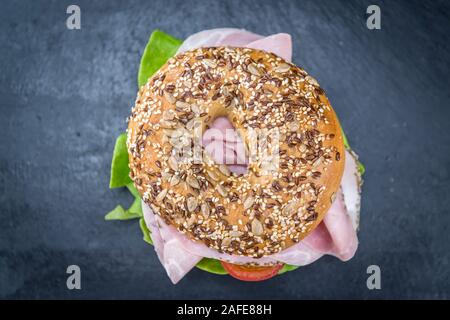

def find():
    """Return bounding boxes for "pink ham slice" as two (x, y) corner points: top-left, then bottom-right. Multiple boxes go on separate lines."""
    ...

(246, 33), (292, 63)
(177, 28), (292, 62)
(341, 149), (362, 231)
(202, 117), (249, 175)
(177, 28), (263, 53)
(142, 203), (202, 284)
(143, 29), (361, 283)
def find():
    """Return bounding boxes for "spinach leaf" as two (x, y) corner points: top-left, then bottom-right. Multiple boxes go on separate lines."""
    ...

(139, 218), (153, 245)
(137, 29), (182, 87)
(127, 197), (142, 217)
(109, 133), (131, 188)
(126, 182), (140, 198)
(278, 264), (299, 274)
(195, 258), (228, 275)
(105, 203), (141, 221)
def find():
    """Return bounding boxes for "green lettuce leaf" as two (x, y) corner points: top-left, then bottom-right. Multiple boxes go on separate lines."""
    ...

(278, 264), (300, 274)
(126, 182), (140, 198)
(341, 127), (350, 149)
(138, 29), (182, 87)
(127, 197), (142, 217)
(357, 160), (365, 175)
(105, 205), (126, 220)
(105, 184), (142, 221)
(139, 217), (153, 245)
(195, 258), (228, 275)
(109, 133), (131, 188)
(105, 203), (141, 221)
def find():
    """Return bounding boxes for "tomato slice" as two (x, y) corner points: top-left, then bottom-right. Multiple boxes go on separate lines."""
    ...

(221, 261), (284, 282)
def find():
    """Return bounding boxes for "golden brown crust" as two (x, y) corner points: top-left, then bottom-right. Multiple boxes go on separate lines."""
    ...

(127, 47), (345, 258)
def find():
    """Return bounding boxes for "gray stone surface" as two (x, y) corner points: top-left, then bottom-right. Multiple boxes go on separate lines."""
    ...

(0, 0), (449, 299)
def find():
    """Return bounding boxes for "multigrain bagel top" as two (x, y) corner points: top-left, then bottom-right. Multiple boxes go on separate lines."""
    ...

(127, 46), (345, 258)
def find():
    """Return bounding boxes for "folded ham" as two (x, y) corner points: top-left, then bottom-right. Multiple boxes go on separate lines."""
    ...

(177, 28), (292, 62)
(143, 28), (361, 284)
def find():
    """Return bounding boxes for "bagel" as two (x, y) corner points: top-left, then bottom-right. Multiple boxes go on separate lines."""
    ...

(127, 46), (345, 258)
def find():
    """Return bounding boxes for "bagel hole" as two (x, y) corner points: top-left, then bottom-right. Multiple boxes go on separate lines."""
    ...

(202, 117), (249, 175)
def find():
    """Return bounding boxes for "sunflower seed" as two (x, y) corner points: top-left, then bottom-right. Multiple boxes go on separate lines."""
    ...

(168, 156), (179, 171)
(288, 120), (299, 132)
(163, 129), (182, 138)
(274, 63), (291, 73)
(243, 196), (255, 210)
(175, 101), (191, 112)
(222, 86), (230, 96)
(201, 203), (210, 217)
(161, 172), (172, 182)
(191, 104), (201, 115)
(251, 219), (264, 236)
(219, 164), (230, 176)
(247, 63), (261, 76)
(170, 175), (180, 186)
(171, 135), (190, 148)
(217, 184), (228, 197)
(160, 120), (177, 128)
(162, 109), (176, 120)
(164, 92), (176, 104)
(203, 59), (217, 68)
(207, 170), (219, 181)
(282, 200), (299, 216)
(156, 189), (168, 203)
(186, 119), (196, 130)
(230, 230), (243, 237)
(186, 214), (196, 227)
(187, 197), (198, 212)
(228, 97), (237, 109)
(186, 175), (200, 189)
(222, 237), (232, 247)
(313, 157), (322, 167)
(150, 204), (160, 213)
(305, 76), (319, 87)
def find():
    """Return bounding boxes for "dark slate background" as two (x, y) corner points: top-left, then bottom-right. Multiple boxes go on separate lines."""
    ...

(0, 0), (449, 299)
